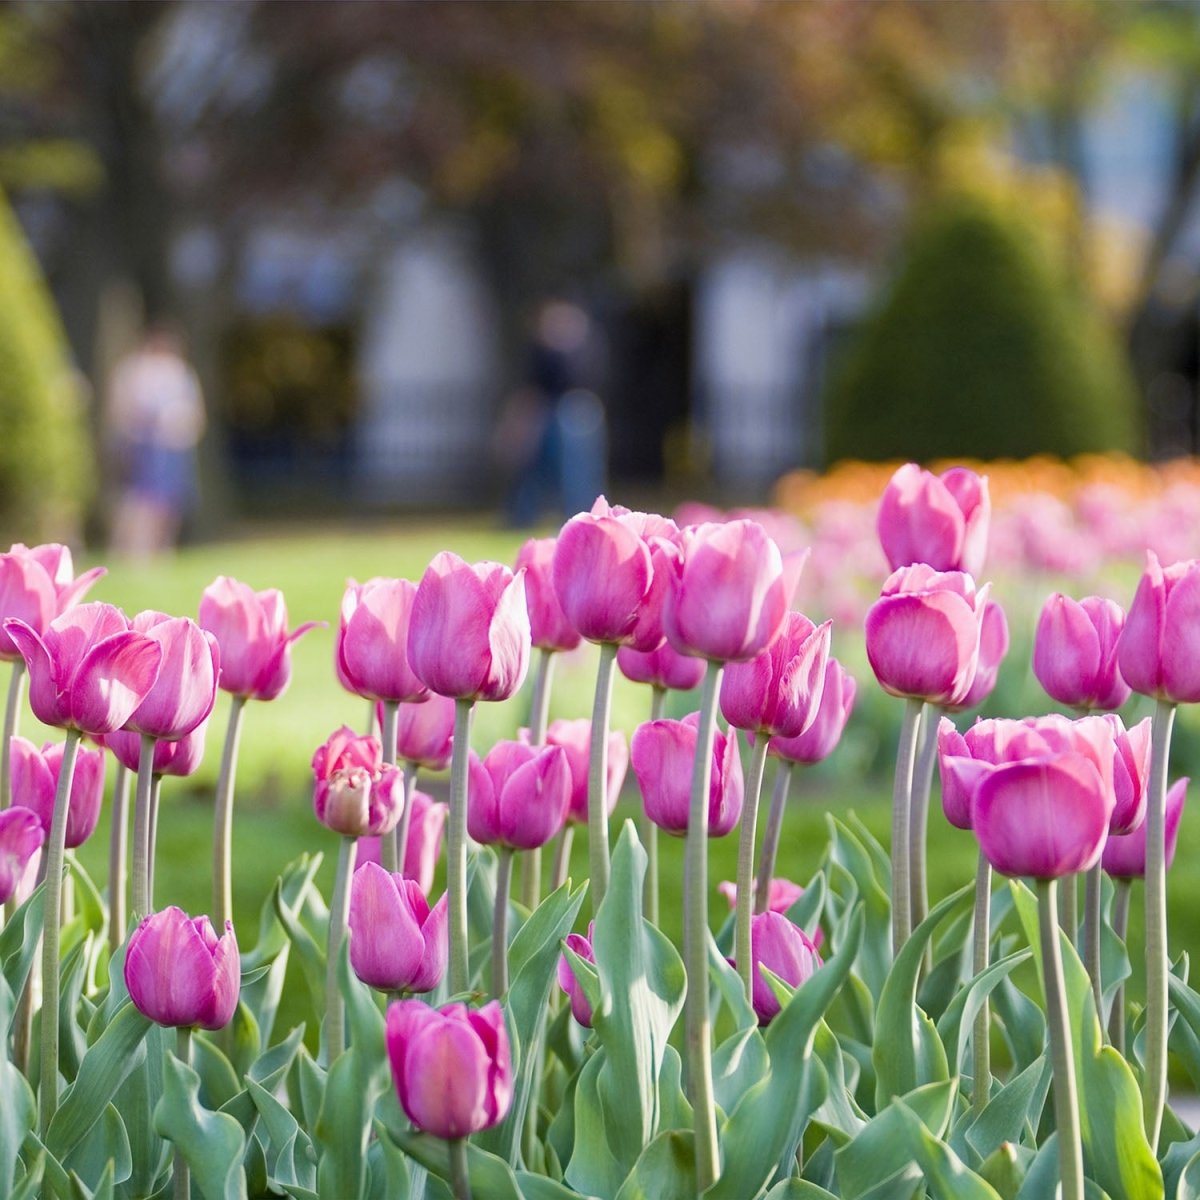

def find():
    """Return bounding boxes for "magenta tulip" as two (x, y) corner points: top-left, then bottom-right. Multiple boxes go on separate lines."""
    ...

(768, 658), (856, 765)
(876, 463), (990, 577)
(105, 719), (208, 778)
(557, 923), (596, 1027)
(1033, 594), (1130, 711)
(544, 718), (628, 824)
(408, 553), (530, 702)
(349, 862), (447, 993)
(11, 736), (106, 850)
(1117, 552), (1200, 703)
(616, 641), (706, 692)
(467, 740), (571, 850)
(386, 999), (513, 1139)
(0, 806), (44, 904)
(663, 520), (793, 662)
(1105, 714), (1151, 836)
(864, 565), (989, 706)
(745, 911), (821, 1024)
(124, 906), (239, 1029)
(514, 538), (581, 652)
(392, 694), (456, 770)
(631, 713), (744, 837)
(719, 876), (803, 915)
(948, 599), (1009, 711)
(312, 727), (403, 838)
(1103, 778), (1188, 879)
(199, 576), (319, 702)
(10, 542), (106, 614)
(336, 578), (429, 703)
(125, 611), (220, 740)
(358, 790), (448, 893)
(0, 554), (56, 660)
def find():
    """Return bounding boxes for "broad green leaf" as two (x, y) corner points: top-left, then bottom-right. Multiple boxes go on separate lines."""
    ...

(825, 818), (890, 997)
(892, 1099), (1002, 1200)
(248, 1077), (317, 1191)
(0, 884), (44, 1024)
(272, 876), (327, 1018)
(614, 1130), (696, 1200)
(977, 1143), (1027, 1199)
(0, 1060), (35, 1192)
(62, 1103), (130, 1191)
(388, 1128), (524, 1200)
(955, 1057), (1050, 1163)
(1178, 1151), (1200, 1200)
(193, 1034), (241, 1111)
(10, 1151), (45, 1200)
(765, 1182), (840, 1199)
(1161, 1128), (1200, 1199)
(935, 949), (1031, 1078)
(810, 1021), (867, 1137)
(518, 1170), (599, 1199)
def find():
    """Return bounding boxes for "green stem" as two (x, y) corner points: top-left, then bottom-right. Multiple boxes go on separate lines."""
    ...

(323, 835), (357, 1064)
(972, 850), (992, 1117)
(1083, 862), (1103, 1027)
(448, 1137), (472, 1200)
(1109, 878), (1131, 1054)
(550, 825), (575, 892)
(683, 660), (723, 1190)
(380, 700), (400, 873)
(1038, 878), (1084, 1200)
(1060, 874), (1078, 943)
(147, 774), (162, 910)
(755, 761), (794, 912)
(0, 659), (25, 811)
(174, 1026), (192, 1200)
(587, 643), (618, 915)
(641, 685), (667, 925)
(735, 736), (770, 999)
(212, 695), (247, 930)
(891, 699), (924, 956)
(108, 763), (130, 953)
(521, 649), (556, 911)
(131, 734), (156, 922)
(1145, 698), (1177, 1150)
(39, 727), (81, 1135)
(448, 699), (475, 995)
(909, 706), (940, 940)
(492, 848), (514, 998)
(394, 762), (418, 877)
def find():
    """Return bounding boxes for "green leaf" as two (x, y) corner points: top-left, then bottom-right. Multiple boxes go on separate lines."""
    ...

(248, 1077), (317, 1191)
(935, 948), (1031, 1078)
(62, 1104), (130, 1191)
(388, 1128), (524, 1200)
(518, 1170), (599, 1199)
(10, 1150), (45, 1200)
(272, 876), (327, 1019)
(0, 884), (44, 1034)
(0, 1059), (35, 1192)
(765, 1182), (840, 1199)
(614, 1130), (696, 1200)
(892, 1099), (1002, 1200)
(1178, 1151), (1200, 1200)
(976, 1143), (1027, 1199)
(825, 818), (890, 997)
(955, 1057), (1050, 1163)
(192, 1034), (241, 1111)
(810, 1021), (867, 1137)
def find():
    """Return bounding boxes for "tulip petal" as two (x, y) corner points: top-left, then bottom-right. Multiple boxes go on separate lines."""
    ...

(69, 632), (164, 736)
(865, 591), (979, 705)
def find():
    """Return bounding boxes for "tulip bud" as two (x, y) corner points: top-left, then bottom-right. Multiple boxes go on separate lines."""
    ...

(544, 718), (628, 825)
(336, 578), (429, 703)
(719, 876), (803, 916)
(768, 659), (856, 765)
(514, 537), (581, 652)
(11, 736), (106, 850)
(1105, 714), (1151, 836)
(126, 612), (220, 740)
(9, 542), (105, 615)
(392, 694), (456, 770)
(105, 719), (209, 778)
(876, 463), (990, 577)
(1033, 594), (1130, 711)
(312, 727), (403, 837)
(744, 911), (821, 1024)
(357, 789), (448, 894)
(0, 806), (44, 904)
(557, 922), (596, 1027)
(1117, 551), (1200, 704)
(349, 862), (448, 993)
(467, 740), (571, 850)
(947, 599), (1008, 712)
(1103, 778), (1188, 879)
(616, 641), (706, 692)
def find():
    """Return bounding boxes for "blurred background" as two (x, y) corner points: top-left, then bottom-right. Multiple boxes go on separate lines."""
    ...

(2, 0), (1199, 543)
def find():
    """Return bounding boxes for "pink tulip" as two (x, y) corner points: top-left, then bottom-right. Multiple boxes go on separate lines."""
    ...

(768, 659), (856, 765)
(312, 727), (404, 838)
(336, 578), (429, 703)
(864, 565), (989, 706)
(1033, 594), (1130, 711)
(391, 694), (456, 770)
(1103, 778), (1188, 879)
(720, 612), (831, 737)
(663, 520), (794, 662)
(514, 538), (581, 652)
(357, 790), (448, 893)
(467, 740), (571, 850)
(745, 911), (821, 1024)
(876, 463), (990, 577)
(630, 713), (744, 837)
(105, 719), (208, 778)
(544, 718), (628, 824)
(947, 599), (1009, 712)
(557, 923), (596, 1027)
(0, 543), (105, 661)
(10, 542), (106, 613)
(1105, 714), (1151, 836)
(349, 862), (447, 993)
(719, 876), (803, 915)
(408, 553), (530, 702)
(0, 806), (44, 904)
(5, 603), (163, 736)
(125, 611), (220, 741)
(1117, 552), (1200, 703)
(386, 999), (513, 1139)
(124, 906), (239, 1029)
(11, 736), (106, 850)
(616, 642), (706, 692)
(199, 576), (319, 702)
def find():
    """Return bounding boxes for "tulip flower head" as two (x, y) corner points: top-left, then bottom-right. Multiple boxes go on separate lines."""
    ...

(125, 611), (220, 740)
(386, 999), (513, 1139)
(1116, 552), (1200, 704)
(1033, 594), (1130, 711)
(349, 862), (448, 993)
(467, 739), (571, 850)
(11, 736), (106, 850)
(515, 537), (581, 652)
(1103, 778), (1188, 879)
(1106, 714), (1151, 836)
(0, 543), (105, 661)
(745, 911), (821, 1025)
(336, 577), (430, 703)
(946, 599), (1008, 712)
(124, 906), (239, 1029)
(391, 694), (456, 770)
(616, 641), (706, 692)
(0, 806), (45, 904)
(876, 463), (990, 577)
(105, 719), (209, 778)
(10, 542), (106, 613)
(557, 922), (596, 1027)
(768, 658), (856, 765)
(312, 727), (404, 838)
(357, 789), (448, 894)
(544, 718), (628, 824)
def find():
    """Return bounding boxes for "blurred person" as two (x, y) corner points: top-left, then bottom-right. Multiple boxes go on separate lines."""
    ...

(106, 325), (205, 559)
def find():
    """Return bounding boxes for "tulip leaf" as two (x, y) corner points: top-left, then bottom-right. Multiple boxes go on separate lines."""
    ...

(21, 1132), (73, 1200)
(365, 1130), (409, 1200)
(824, 818), (890, 997)
(0, 1059), (35, 1194)
(1161, 1128), (1200, 1198)
(764, 1182), (840, 1199)
(10, 1150), (45, 1200)
(192, 1033), (241, 1111)
(518, 1170), (600, 1199)
(272, 877), (327, 1021)
(387, 1128), (524, 1200)
(935, 948), (1031, 1079)
(810, 1020), (868, 1137)
(782, 871), (828, 948)
(1177, 1152), (1200, 1200)
(67, 1156), (115, 1200)
(976, 1142), (1028, 1199)
(887, 1100), (1002, 1200)
(243, 854), (324, 971)
(62, 1103), (130, 1191)
(112, 1023), (170, 1198)
(954, 1056), (1050, 1164)
(0, 884), (44, 1032)
(708, 928), (757, 1034)
(154, 1050), (248, 1200)
(613, 1129), (696, 1200)
(46, 999), (151, 1163)
(247, 1077), (316, 1191)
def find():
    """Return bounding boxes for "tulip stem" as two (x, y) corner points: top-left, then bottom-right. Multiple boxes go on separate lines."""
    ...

(1038, 878), (1084, 1200)
(756, 762), (794, 913)
(394, 762), (419, 878)
(587, 643), (618, 915)
(550, 826), (574, 892)
(684, 660), (723, 1190)
(147, 774), (162, 911)
(890, 699), (924, 956)
(972, 850), (992, 1117)
(131, 734), (157, 922)
(323, 834), (357, 1064)
(1109, 878), (1131, 1054)
(108, 763), (130, 953)
(492, 848), (514, 998)
(735, 735), (770, 999)
(0, 659), (25, 812)
(1083, 863), (1104, 1026)
(909, 706), (940, 953)
(448, 699), (475, 996)
(174, 1026), (192, 1200)
(39, 727), (81, 1135)
(521, 649), (556, 911)
(1145, 698), (1177, 1151)
(1059, 875), (1078, 943)
(448, 1137), (472, 1200)
(641, 685), (667, 925)
(212, 695), (247, 930)
(380, 701), (400, 873)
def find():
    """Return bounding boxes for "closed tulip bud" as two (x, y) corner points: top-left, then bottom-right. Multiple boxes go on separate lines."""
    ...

(386, 999), (513, 1139)
(199, 576), (320, 702)
(1033, 594), (1130, 711)
(557, 922), (596, 1027)
(10, 542), (105, 615)
(514, 538), (581, 652)
(719, 876), (803, 915)
(631, 713), (744, 837)
(544, 718), (628, 824)
(0, 807), (45, 904)
(312, 727), (403, 837)
(864, 565), (989, 706)
(124, 906), (239, 1029)
(1117, 552), (1200, 703)
(947, 599), (1009, 712)
(336, 578), (429, 703)
(720, 613), (832, 737)
(1103, 778), (1188, 879)
(1105, 714), (1151, 836)
(105, 719), (208, 777)
(744, 911), (821, 1025)
(0, 553), (57, 660)
(125, 612), (220, 740)
(877, 463), (990, 577)
(663, 520), (794, 662)
(5, 602), (163, 736)
(349, 862), (448, 993)
(616, 642), (706, 692)
(11, 736), (106, 849)
(408, 553), (530, 701)
(768, 659), (856, 765)
(392, 694), (456, 770)
(467, 740), (571, 850)
(357, 790), (449, 894)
